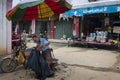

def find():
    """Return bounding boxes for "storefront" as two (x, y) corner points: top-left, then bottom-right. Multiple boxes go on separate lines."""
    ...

(54, 19), (73, 39)
(66, 5), (120, 48)
(35, 20), (49, 37)
(34, 19), (73, 39)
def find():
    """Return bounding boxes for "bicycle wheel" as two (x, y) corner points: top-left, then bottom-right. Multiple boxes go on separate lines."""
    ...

(0, 58), (18, 73)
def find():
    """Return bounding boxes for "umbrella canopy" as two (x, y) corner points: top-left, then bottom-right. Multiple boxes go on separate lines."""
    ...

(6, 0), (71, 21)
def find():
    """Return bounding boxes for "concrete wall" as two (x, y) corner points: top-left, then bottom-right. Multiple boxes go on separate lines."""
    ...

(72, 0), (120, 9)
(71, 0), (88, 5)
(72, 0), (119, 6)
(0, 0), (12, 55)
(98, 0), (118, 1)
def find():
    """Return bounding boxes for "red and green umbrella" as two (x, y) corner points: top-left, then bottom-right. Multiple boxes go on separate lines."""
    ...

(6, 0), (71, 21)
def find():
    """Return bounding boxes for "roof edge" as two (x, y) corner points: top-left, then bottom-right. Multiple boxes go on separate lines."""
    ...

(72, 0), (120, 9)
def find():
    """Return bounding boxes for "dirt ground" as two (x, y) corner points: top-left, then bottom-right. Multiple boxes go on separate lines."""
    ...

(0, 43), (120, 80)
(0, 43), (69, 80)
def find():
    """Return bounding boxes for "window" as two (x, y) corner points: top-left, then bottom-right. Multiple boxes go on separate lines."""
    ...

(88, 0), (97, 2)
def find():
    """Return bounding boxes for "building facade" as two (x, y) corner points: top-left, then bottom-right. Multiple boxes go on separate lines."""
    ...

(64, 0), (120, 44)
(44, 0), (119, 39)
(13, 0), (120, 40)
(0, 0), (12, 55)
(64, 0), (120, 37)
(33, 18), (73, 39)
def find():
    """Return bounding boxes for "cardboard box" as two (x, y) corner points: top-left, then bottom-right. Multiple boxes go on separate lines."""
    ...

(96, 37), (101, 42)
(88, 37), (95, 42)
(100, 38), (106, 43)
(113, 26), (120, 34)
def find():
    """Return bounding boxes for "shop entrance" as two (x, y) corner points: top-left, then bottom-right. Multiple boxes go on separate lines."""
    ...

(40, 21), (48, 34)
(35, 21), (48, 37)
(54, 19), (73, 39)
(83, 14), (103, 36)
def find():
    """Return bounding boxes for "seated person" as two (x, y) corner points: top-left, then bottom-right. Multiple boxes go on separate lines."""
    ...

(32, 35), (53, 70)
(26, 45), (54, 80)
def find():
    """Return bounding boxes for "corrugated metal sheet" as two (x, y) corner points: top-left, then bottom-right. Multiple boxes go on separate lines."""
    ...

(54, 19), (73, 39)
(35, 20), (41, 37)
(35, 19), (73, 39)
(35, 20), (49, 37)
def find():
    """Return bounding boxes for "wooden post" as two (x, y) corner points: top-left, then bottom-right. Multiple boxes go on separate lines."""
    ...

(80, 16), (84, 38)
(50, 19), (54, 39)
(31, 19), (36, 34)
(74, 17), (80, 37)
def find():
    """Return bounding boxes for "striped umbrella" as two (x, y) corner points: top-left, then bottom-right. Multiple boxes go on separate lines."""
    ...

(6, 0), (71, 21)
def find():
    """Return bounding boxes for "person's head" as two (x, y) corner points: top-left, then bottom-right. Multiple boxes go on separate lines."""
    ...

(23, 30), (26, 33)
(32, 35), (40, 43)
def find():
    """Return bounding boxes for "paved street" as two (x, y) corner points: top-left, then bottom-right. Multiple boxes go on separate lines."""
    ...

(53, 46), (120, 80)
(54, 47), (118, 68)
(0, 43), (120, 80)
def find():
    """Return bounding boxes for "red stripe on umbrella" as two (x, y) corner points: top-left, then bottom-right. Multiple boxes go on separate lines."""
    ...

(22, 6), (38, 20)
(45, 0), (67, 14)
(6, 0), (71, 21)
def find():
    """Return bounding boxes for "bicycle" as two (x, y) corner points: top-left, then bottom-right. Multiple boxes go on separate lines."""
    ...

(0, 41), (27, 73)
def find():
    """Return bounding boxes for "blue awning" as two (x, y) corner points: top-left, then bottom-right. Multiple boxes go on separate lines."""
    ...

(64, 5), (120, 16)
(64, 10), (75, 16)
(83, 6), (105, 14)
(105, 5), (120, 13)
(64, 9), (83, 16)
(74, 9), (83, 16)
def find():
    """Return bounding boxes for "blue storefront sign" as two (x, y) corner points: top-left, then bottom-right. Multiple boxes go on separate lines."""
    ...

(117, 6), (120, 12)
(74, 9), (83, 16)
(105, 5), (120, 13)
(64, 9), (83, 16)
(83, 6), (106, 14)
(64, 5), (120, 16)
(64, 9), (75, 16)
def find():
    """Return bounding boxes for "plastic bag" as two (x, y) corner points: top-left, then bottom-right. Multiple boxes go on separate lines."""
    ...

(18, 51), (25, 63)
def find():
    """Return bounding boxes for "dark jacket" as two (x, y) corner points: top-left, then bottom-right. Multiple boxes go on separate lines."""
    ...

(26, 48), (53, 79)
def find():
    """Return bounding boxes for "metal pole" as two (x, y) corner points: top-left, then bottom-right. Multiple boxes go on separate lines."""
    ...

(80, 16), (84, 39)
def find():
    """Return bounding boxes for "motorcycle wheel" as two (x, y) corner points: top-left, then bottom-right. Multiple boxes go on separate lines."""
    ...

(0, 58), (18, 73)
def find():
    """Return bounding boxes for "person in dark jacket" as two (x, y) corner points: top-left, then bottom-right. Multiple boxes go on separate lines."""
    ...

(32, 35), (53, 70)
(26, 46), (54, 80)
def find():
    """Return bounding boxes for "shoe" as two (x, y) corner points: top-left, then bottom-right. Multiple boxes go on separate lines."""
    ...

(47, 71), (55, 77)
(35, 77), (45, 80)
(35, 75), (46, 80)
